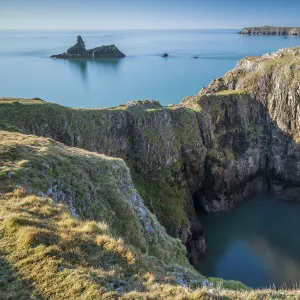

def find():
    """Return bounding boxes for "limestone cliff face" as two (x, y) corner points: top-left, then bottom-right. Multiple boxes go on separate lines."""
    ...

(187, 47), (300, 207)
(182, 91), (271, 212)
(0, 99), (207, 253)
(1, 47), (300, 256)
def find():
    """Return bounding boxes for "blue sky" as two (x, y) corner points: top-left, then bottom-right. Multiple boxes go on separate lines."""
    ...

(1, 0), (300, 30)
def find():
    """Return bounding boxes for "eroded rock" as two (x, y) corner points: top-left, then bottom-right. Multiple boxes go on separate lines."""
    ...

(51, 36), (125, 59)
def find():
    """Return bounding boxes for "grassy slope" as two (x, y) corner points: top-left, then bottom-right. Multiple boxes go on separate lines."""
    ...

(0, 129), (299, 299)
(0, 99), (203, 237)
(2, 47), (300, 298)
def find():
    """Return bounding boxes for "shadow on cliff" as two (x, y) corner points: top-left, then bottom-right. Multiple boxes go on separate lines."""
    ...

(186, 91), (300, 285)
(190, 91), (300, 214)
(1, 91), (300, 278)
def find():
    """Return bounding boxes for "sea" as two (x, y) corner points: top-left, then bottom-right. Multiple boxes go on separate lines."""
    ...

(0, 29), (299, 108)
(1, 29), (300, 288)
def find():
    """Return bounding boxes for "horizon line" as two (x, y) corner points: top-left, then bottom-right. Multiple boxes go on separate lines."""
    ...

(0, 28), (241, 31)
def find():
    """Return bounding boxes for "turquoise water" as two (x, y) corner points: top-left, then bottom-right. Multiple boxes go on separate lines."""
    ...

(0, 30), (299, 108)
(194, 196), (300, 289)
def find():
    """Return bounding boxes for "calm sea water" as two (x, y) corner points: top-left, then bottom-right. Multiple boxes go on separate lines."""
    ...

(0, 29), (299, 108)
(194, 196), (300, 289)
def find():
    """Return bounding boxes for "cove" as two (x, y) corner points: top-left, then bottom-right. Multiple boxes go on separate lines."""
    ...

(193, 195), (300, 289)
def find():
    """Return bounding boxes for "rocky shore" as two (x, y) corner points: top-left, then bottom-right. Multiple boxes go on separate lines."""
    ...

(238, 26), (300, 35)
(51, 35), (126, 59)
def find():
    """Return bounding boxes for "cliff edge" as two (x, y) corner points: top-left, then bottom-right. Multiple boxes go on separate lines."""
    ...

(1, 46), (300, 298)
(1, 46), (300, 260)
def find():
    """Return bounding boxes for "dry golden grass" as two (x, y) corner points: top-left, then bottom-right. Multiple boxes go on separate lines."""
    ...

(0, 129), (299, 299)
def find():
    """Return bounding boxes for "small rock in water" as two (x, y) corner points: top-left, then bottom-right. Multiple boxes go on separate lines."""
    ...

(162, 53), (169, 57)
(193, 56), (199, 59)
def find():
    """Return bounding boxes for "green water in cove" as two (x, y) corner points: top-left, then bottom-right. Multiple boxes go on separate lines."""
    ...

(0, 29), (300, 108)
(194, 196), (300, 288)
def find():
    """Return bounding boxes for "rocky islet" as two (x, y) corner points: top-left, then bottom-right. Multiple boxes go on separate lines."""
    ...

(51, 35), (126, 59)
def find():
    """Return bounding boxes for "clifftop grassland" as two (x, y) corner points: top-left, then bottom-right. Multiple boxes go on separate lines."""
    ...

(1, 47), (300, 298)
(0, 129), (251, 299)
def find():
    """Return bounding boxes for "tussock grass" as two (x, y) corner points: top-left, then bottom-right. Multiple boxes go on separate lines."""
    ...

(216, 89), (245, 96)
(0, 122), (299, 298)
(0, 129), (203, 299)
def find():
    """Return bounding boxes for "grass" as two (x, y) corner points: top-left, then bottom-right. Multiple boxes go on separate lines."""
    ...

(2, 47), (300, 297)
(130, 163), (187, 236)
(1, 129), (299, 298)
(0, 128), (255, 299)
(235, 48), (300, 93)
(0, 129), (192, 266)
(216, 89), (245, 96)
(0, 98), (206, 243)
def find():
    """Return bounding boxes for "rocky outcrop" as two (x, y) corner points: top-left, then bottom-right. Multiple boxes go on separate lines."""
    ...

(67, 35), (87, 55)
(51, 35), (125, 59)
(184, 47), (300, 211)
(2, 47), (300, 257)
(238, 26), (300, 35)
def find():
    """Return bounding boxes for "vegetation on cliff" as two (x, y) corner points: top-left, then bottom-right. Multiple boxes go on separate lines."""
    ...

(1, 46), (300, 298)
(0, 98), (206, 246)
(0, 129), (252, 299)
(5, 127), (300, 298)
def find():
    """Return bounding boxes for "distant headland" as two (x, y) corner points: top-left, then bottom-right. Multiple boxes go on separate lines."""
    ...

(238, 26), (300, 36)
(51, 35), (126, 59)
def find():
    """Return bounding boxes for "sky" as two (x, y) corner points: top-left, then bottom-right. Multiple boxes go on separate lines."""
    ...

(0, 0), (300, 30)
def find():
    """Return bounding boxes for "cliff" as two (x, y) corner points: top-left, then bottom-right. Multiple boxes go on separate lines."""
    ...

(51, 35), (126, 59)
(1, 47), (300, 298)
(238, 26), (300, 35)
(1, 47), (300, 259)
(0, 99), (206, 255)
(184, 47), (300, 210)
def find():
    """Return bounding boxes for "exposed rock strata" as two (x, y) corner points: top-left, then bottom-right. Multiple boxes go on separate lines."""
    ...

(51, 35), (126, 59)
(1, 47), (300, 257)
(238, 26), (300, 35)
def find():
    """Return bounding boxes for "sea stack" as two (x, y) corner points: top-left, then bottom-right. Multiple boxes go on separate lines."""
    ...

(67, 35), (87, 55)
(51, 36), (126, 59)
